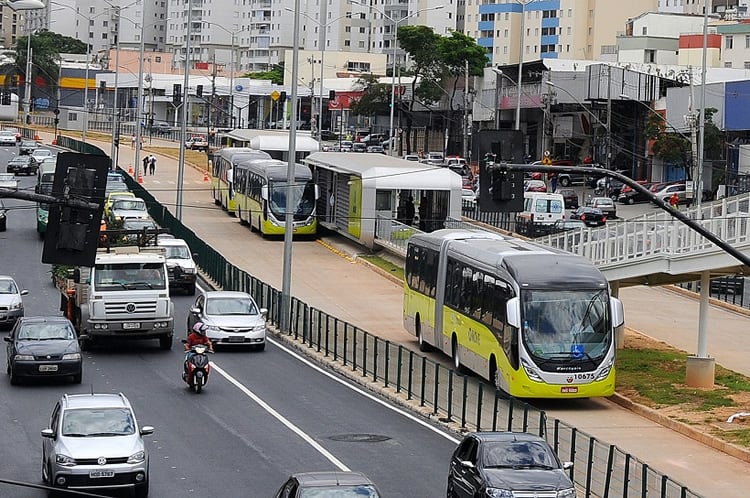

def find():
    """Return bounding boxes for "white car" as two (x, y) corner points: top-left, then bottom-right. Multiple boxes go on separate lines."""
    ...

(157, 236), (198, 295)
(0, 130), (17, 146)
(0, 172), (17, 189)
(31, 149), (53, 163)
(108, 197), (149, 222)
(187, 291), (267, 350)
(0, 275), (28, 329)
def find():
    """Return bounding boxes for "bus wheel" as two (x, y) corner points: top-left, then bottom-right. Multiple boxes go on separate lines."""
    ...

(416, 320), (430, 352)
(489, 357), (498, 387)
(451, 336), (462, 372)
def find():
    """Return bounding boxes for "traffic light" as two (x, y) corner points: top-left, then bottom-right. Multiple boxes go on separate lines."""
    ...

(196, 84), (203, 98)
(1, 91), (10, 106)
(490, 169), (512, 201)
(329, 90), (336, 100)
(478, 153), (523, 213)
(42, 153), (109, 267)
(279, 91), (287, 102)
(173, 84), (182, 106)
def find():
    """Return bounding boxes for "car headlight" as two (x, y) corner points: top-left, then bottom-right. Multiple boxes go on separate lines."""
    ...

(14, 354), (34, 361)
(557, 487), (577, 498)
(486, 489), (513, 498)
(56, 454), (76, 467)
(62, 353), (81, 361)
(183, 267), (196, 274)
(127, 451), (146, 464)
(9, 301), (23, 311)
(253, 324), (266, 332)
(521, 357), (543, 382)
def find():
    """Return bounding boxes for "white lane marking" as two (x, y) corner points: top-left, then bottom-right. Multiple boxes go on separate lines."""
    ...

(268, 338), (461, 444)
(210, 362), (351, 471)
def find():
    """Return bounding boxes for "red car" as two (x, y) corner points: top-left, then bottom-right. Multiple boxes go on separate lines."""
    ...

(524, 180), (547, 192)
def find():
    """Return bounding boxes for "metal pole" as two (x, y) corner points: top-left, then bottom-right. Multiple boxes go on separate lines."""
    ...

(134, 11), (146, 180)
(281, 0), (303, 332)
(110, 6), (122, 170)
(176, 0), (194, 221)
(388, 19), (398, 156)
(463, 58), (469, 159)
(24, 17), (32, 124)
(229, 32), (235, 128)
(82, 39), (90, 143)
(515, 0), (526, 131)
(696, 0), (711, 210)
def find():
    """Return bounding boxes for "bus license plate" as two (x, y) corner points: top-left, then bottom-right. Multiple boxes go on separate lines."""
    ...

(123, 322), (141, 330)
(39, 365), (58, 372)
(561, 386), (578, 394)
(89, 470), (115, 478)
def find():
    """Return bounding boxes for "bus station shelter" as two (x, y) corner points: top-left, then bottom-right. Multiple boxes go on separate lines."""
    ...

(303, 152), (463, 248)
(221, 129), (320, 161)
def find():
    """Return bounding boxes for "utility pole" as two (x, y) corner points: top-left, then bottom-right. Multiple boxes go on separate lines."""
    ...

(605, 65), (612, 194)
(462, 59), (469, 159)
(687, 68), (699, 203)
(542, 72), (555, 158)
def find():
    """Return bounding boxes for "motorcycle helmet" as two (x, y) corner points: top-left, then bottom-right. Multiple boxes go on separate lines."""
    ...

(192, 322), (208, 336)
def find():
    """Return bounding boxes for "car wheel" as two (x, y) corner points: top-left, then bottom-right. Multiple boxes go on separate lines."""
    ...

(159, 334), (173, 350)
(134, 479), (149, 498)
(446, 478), (458, 498)
(72, 370), (82, 384)
(626, 197), (634, 205)
(0, 218), (6, 231)
(9, 365), (20, 385)
(560, 177), (571, 187)
(254, 342), (266, 352)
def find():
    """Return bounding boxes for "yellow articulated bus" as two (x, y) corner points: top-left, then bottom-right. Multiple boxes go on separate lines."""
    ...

(403, 229), (624, 399)
(233, 158), (318, 236)
(211, 147), (271, 214)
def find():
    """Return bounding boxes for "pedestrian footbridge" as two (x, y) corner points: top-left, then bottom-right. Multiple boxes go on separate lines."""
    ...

(536, 193), (750, 288)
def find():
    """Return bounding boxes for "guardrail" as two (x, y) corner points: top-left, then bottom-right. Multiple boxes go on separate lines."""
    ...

(114, 171), (700, 498)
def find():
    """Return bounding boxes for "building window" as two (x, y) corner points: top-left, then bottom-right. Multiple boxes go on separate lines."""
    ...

(744, 61), (750, 69)
(642, 26), (647, 35)
(347, 61), (371, 72)
(746, 35), (750, 48)
(725, 61), (733, 68)
(645, 49), (656, 63)
(726, 35), (733, 49)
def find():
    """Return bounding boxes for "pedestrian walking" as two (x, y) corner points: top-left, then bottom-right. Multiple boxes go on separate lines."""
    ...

(148, 154), (156, 175)
(142, 155), (149, 176)
(131, 134), (136, 149)
(549, 173), (558, 193)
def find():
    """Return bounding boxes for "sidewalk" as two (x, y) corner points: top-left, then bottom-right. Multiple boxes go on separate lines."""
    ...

(43, 131), (750, 497)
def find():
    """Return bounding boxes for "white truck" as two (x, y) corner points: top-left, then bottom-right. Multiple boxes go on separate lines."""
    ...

(55, 244), (175, 351)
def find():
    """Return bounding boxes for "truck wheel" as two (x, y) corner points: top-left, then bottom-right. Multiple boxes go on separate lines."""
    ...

(185, 283), (196, 296)
(79, 335), (93, 351)
(159, 334), (173, 350)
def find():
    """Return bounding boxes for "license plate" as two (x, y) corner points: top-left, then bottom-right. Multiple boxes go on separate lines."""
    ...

(227, 336), (244, 343)
(89, 470), (115, 478)
(123, 322), (141, 330)
(561, 386), (579, 394)
(39, 365), (58, 372)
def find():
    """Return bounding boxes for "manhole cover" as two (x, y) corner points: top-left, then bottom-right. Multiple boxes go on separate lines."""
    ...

(328, 434), (391, 443)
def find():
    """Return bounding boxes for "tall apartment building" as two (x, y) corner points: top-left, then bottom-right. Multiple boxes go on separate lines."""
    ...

(470, 0), (658, 65)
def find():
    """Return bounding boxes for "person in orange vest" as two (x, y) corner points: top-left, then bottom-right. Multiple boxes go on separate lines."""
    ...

(669, 192), (680, 208)
(99, 219), (108, 246)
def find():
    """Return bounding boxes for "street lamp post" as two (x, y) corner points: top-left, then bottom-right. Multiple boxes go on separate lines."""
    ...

(513, 0), (532, 131)
(199, 21), (237, 128)
(349, 1), (444, 156)
(176, 0), (195, 221)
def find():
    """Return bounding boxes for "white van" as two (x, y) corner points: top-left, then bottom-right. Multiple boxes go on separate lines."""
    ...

(515, 192), (565, 236)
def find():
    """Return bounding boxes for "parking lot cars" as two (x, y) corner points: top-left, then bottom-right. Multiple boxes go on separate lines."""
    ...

(558, 188), (579, 209)
(7, 154), (37, 175)
(0, 198), (5, 231)
(0, 276), (28, 329)
(157, 236), (198, 295)
(447, 432), (575, 498)
(274, 471), (381, 498)
(0, 129), (17, 146)
(187, 291), (267, 350)
(4, 316), (82, 384)
(588, 196), (617, 219)
(185, 135), (209, 151)
(653, 182), (687, 205)
(570, 206), (607, 227)
(618, 181), (654, 204)
(41, 392), (153, 497)
(19, 139), (38, 155)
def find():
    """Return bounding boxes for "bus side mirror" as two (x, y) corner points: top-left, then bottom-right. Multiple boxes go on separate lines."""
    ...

(610, 296), (624, 328)
(261, 185), (268, 201)
(506, 297), (521, 329)
(314, 185), (320, 200)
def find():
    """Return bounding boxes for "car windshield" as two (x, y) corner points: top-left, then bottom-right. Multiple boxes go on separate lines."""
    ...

(206, 297), (258, 316)
(298, 486), (380, 497)
(94, 263), (166, 290)
(33, 150), (51, 157)
(0, 280), (18, 294)
(481, 441), (558, 469)
(594, 199), (614, 207)
(521, 289), (611, 364)
(113, 199), (147, 211)
(61, 408), (135, 437)
(17, 323), (75, 340)
(164, 245), (191, 259)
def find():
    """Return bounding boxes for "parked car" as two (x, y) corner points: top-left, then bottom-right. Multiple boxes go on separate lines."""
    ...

(618, 181), (654, 204)
(19, 139), (38, 155)
(447, 432), (575, 498)
(421, 151), (445, 165)
(367, 145), (385, 153)
(552, 219), (587, 232)
(653, 182), (687, 205)
(403, 154), (420, 161)
(41, 392), (153, 497)
(6, 155), (37, 176)
(570, 206), (607, 227)
(524, 179), (547, 192)
(558, 188), (579, 209)
(4, 316), (82, 384)
(352, 142), (367, 153)
(0, 130), (17, 146)
(185, 135), (209, 151)
(149, 121), (171, 134)
(316, 130), (339, 141)
(588, 196), (617, 219)
(361, 133), (386, 146)
(274, 471), (381, 498)
(187, 291), (268, 350)
(157, 236), (198, 295)
(0, 198), (6, 231)
(0, 275), (28, 329)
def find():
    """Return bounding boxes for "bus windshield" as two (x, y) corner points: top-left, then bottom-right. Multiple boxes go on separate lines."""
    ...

(520, 289), (611, 365)
(268, 179), (316, 220)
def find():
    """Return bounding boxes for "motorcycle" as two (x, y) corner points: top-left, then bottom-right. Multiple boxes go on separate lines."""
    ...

(594, 177), (607, 197)
(181, 340), (212, 393)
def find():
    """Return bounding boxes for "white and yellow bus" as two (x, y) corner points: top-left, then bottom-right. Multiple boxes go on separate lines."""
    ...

(211, 147), (271, 214)
(233, 158), (318, 236)
(403, 229), (624, 399)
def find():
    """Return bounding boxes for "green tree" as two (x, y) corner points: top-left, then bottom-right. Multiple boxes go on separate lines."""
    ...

(348, 73), (391, 117)
(6, 30), (88, 92)
(437, 31), (487, 111)
(244, 63), (284, 85)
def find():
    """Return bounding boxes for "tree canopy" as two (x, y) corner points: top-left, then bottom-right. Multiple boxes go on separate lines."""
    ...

(4, 30), (88, 90)
(244, 63), (284, 85)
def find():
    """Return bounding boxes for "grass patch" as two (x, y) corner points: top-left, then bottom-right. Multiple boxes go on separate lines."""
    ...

(358, 254), (405, 281)
(616, 348), (750, 410)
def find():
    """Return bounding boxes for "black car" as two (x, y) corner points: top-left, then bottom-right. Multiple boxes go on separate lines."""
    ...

(19, 139), (38, 155)
(552, 219), (587, 232)
(6, 155), (37, 176)
(448, 432), (575, 498)
(558, 189), (579, 209)
(618, 182), (654, 204)
(316, 130), (339, 141)
(4, 316), (82, 384)
(0, 198), (6, 231)
(570, 206), (607, 226)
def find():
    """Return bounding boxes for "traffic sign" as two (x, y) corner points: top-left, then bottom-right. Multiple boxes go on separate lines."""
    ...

(271, 90), (280, 101)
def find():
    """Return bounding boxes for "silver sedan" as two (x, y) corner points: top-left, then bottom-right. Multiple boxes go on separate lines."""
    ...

(187, 291), (267, 350)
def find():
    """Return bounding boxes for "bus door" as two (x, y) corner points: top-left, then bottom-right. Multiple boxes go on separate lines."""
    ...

(432, 239), (451, 348)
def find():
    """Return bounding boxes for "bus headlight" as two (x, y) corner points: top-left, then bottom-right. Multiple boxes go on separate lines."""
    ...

(595, 356), (614, 381)
(521, 358), (543, 382)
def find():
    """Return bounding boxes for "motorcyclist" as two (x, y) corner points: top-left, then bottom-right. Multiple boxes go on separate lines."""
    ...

(184, 322), (213, 373)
